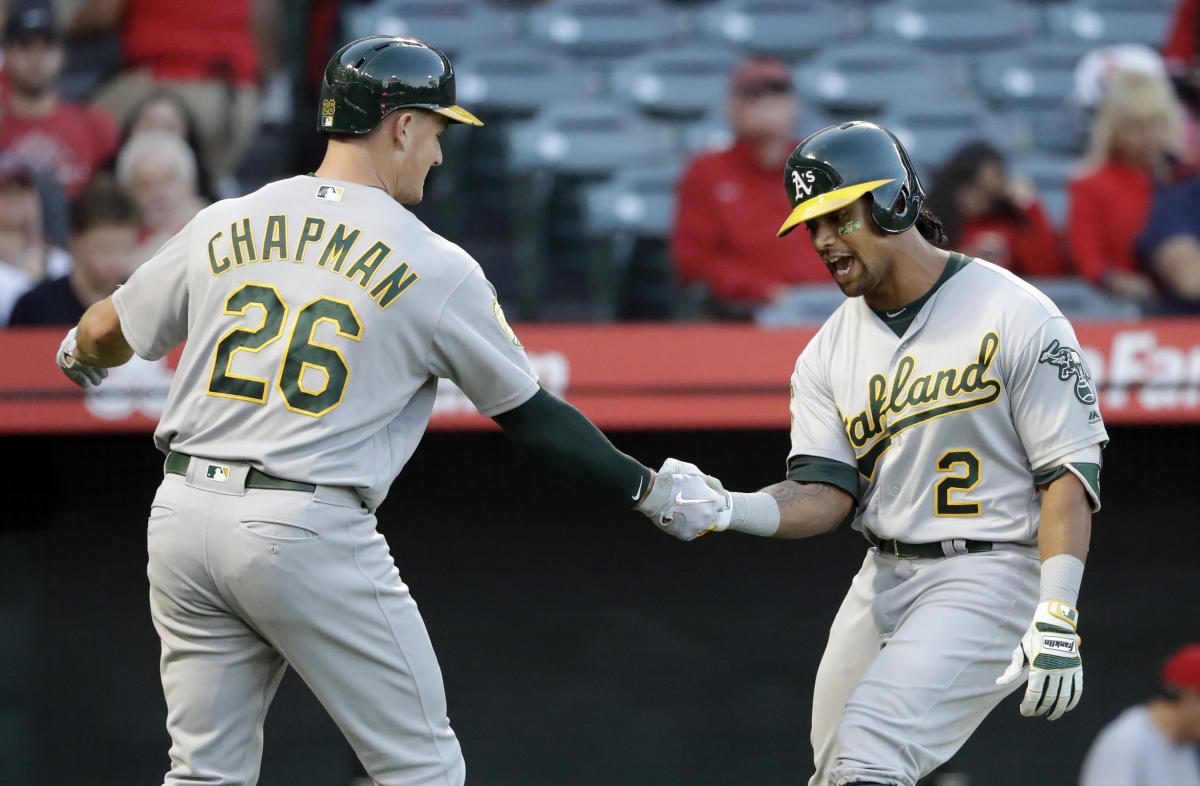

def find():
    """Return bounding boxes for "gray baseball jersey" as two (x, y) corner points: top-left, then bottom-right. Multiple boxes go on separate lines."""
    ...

(113, 175), (539, 786)
(114, 175), (539, 510)
(788, 255), (1107, 786)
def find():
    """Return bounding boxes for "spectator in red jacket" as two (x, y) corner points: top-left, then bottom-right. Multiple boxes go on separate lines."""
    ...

(1067, 69), (1187, 304)
(0, 0), (120, 199)
(671, 57), (827, 319)
(69, 0), (283, 193)
(927, 140), (1067, 278)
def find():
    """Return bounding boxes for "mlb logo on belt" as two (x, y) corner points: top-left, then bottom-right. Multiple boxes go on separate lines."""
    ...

(206, 464), (230, 483)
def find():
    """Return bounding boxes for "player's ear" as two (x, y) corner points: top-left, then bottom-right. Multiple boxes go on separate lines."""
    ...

(389, 111), (415, 152)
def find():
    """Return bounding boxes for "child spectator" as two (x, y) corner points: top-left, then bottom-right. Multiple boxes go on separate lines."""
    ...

(0, 0), (120, 198)
(927, 140), (1067, 277)
(9, 178), (140, 325)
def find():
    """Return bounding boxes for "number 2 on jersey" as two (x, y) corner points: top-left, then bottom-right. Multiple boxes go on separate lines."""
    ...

(935, 450), (981, 516)
(208, 282), (362, 417)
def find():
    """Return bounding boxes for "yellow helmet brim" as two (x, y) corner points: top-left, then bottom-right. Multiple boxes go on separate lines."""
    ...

(777, 178), (895, 237)
(432, 105), (484, 127)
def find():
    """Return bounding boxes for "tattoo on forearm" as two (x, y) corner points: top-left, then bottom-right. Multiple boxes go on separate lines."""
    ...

(763, 481), (830, 506)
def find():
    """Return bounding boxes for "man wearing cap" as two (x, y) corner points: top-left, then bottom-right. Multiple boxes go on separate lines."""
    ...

(672, 57), (828, 319)
(1080, 644), (1200, 785)
(0, 0), (119, 198)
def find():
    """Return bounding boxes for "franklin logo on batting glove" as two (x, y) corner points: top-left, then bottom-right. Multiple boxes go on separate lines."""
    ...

(998, 600), (1084, 721)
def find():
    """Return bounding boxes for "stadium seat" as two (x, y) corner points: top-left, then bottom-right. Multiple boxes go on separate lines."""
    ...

(506, 101), (677, 177)
(754, 284), (847, 326)
(878, 99), (992, 179)
(453, 46), (602, 116)
(581, 160), (685, 239)
(526, 0), (680, 59)
(794, 41), (967, 115)
(1044, 2), (1173, 48)
(609, 45), (741, 119)
(872, 1), (1034, 52)
(974, 41), (1095, 109)
(580, 161), (687, 318)
(340, 0), (517, 55)
(1024, 277), (1143, 320)
(697, 0), (867, 59)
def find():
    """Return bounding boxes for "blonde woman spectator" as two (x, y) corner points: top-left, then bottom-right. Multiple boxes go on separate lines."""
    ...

(114, 131), (206, 260)
(0, 158), (70, 325)
(1067, 70), (1187, 303)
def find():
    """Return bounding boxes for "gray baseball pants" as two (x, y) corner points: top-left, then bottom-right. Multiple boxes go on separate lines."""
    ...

(146, 460), (464, 786)
(808, 547), (1039, 786)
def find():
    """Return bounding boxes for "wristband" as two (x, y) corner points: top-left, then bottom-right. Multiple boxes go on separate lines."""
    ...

(725, 491), (780, 537)
(1039, 553), (1084, 606)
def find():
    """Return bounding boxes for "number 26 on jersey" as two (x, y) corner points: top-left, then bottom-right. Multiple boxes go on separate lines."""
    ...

(207, 282), (363, 417)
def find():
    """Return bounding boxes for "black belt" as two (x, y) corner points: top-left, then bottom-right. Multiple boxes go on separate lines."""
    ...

(865, 530), (992, 559)
(165, 451), (316, 492)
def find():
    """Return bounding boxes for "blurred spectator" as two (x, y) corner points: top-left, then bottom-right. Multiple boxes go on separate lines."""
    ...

(1163, 0), (1200, 163)
(69, 0), (283, 193)
(0, 0), (120, 198)
(1067, 70), (1186, 304)
(0, 158), (70, 325)
(671, 57), (827, 319)
(927, 140), (1067, 277)
(119, 90), (217, 202)
(1136, 168), (1200, 312)
(8, 178), (139, 325)
(1079, 643), (1200, 785)
(114, 131), (206, 261)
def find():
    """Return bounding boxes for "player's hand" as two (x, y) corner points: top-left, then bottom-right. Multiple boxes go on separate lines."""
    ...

(56, 327), (108, 388)
(996, 600), (1083, 721)
(636, 458), (731, 541)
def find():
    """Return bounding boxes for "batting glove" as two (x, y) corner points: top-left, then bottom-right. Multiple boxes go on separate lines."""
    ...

(637, 457), (731, 541)
(56, 327), (108, 388)
(996, 600), (1083, 721)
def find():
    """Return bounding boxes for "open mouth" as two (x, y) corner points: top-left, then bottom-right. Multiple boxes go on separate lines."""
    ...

(825, 253), (856, 281)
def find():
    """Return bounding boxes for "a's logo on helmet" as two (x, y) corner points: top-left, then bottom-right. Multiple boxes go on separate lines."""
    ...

(321, 99), (337, 127)
(791, 168), (817, 201)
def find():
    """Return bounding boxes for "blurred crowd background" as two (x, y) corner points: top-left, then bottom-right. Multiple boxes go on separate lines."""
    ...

(0, 0), (1198, 328)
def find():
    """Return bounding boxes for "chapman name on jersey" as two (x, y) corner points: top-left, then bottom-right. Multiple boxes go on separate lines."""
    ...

(206, 213), (419, 311)
(788, 257), (1108, 545)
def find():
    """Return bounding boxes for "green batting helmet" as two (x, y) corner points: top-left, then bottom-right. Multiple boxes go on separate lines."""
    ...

(777, 121), (924, 237)
(319, 35), (482, 135)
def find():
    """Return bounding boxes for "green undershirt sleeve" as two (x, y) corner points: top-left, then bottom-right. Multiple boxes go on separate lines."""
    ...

(1033, 462), (1101, 512)
(492, 387), (652, 507)
(786, 454), (861, 503)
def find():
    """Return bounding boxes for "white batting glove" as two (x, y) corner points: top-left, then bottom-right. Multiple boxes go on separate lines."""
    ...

(637, 458), (731, 541)
(996, 600), (1083, 721)
(56, 327), (108, 388)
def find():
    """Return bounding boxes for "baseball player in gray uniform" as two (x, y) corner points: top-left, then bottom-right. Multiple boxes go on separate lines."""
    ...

(656, 122), (1107, 786)
(53, 36), (724, 786)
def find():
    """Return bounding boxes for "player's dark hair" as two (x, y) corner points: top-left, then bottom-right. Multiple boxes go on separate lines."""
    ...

(69, 177), (141, 235)
(915, 205), (947, 247)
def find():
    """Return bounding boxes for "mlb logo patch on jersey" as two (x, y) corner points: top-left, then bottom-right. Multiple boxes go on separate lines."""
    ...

(316, 184), (344, 202)
(206, 464), (230, 483)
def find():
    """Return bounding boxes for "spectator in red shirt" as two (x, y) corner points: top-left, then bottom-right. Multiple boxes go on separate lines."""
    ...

(1067, 69), (1186, 304)
(926, 140), (1067, 278)
(0, 0), (119, 199)
(671, 57), (827, 319)
(69, 0), (283, 193)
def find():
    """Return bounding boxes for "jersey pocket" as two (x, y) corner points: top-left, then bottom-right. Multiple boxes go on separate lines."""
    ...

(238, 517), (320, 544)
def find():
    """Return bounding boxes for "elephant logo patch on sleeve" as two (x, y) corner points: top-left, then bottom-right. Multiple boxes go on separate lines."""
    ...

(1038, 339), (1097, 405)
